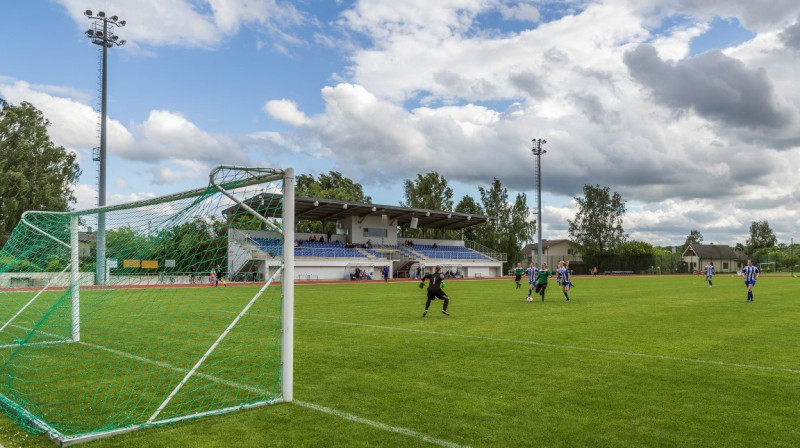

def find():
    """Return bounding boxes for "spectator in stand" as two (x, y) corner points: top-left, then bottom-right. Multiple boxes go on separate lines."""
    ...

(320, 236), (325, 243)
(432, 243), (438, 249)
(189, 266), (196, 284)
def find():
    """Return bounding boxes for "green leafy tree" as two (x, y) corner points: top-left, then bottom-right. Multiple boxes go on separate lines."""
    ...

(401, 172), (454, 237)
(682, 229), (703, 252)
(746, 220), (777, 252)
(0, 100), (81, 239)
(294, 171), (372, 233)
(620, 240), (657, 271)
(568, 184), (626, 257)
(401, 172), (454, 210)
(477, 178), (536, 270)
(455, 195), (483, 242)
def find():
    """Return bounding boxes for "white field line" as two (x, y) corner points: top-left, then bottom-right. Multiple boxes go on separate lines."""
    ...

(7, 324), (466, 448)
(294, 400), (470, 448)
(296, 318), (800, 375)
(212, 311), (800, 374)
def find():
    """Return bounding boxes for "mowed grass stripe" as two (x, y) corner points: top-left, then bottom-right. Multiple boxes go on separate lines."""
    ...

(296, 317), (800, 374)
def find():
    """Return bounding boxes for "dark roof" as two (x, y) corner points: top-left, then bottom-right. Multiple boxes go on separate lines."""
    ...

(225, 194), (493, 231)
(683, 244), (744, 259)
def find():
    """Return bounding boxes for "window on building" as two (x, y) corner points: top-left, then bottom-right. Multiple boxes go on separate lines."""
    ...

(723, 262), (729, 270)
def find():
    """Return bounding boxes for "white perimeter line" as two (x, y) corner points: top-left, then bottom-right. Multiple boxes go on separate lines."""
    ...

(298, 318), (800, 375)
(8, 324), (465, 448)
(294, 400), (470, 448)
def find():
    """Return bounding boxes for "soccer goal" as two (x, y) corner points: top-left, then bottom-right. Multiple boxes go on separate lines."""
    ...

(0, 166), (294, 445)
(759, 262), (776, 273)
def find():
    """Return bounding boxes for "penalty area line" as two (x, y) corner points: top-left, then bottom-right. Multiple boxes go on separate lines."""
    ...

(294, 400), (470, 448)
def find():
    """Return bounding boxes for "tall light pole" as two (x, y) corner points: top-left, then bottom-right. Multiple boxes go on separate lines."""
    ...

(531, 138), (547, 268)
(85, 10), (125, 285)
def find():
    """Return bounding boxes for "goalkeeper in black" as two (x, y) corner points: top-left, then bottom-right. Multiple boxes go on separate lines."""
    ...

(420, 265), (450, 317)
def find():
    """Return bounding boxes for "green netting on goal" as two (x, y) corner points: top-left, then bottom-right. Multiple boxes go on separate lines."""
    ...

(0, 166), (293, 445)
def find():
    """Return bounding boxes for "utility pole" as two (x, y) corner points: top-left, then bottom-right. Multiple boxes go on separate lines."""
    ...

(531, 138), (547, 268)
(85, 10), (126, 285)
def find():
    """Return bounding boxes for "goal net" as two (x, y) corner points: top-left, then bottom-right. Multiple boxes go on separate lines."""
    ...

(0, 166), (294, 445)
(759, 262), (776, 273)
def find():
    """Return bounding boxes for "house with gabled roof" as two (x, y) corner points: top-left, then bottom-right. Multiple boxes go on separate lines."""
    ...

(681, 244), (747, 273)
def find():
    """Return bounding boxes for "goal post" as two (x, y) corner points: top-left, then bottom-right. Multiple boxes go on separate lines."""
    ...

(0, 166), (294, 445)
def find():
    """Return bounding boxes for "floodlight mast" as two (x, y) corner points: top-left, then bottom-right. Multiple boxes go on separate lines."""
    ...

(531, 138), (547, 268)
(85, 10), (126, 285)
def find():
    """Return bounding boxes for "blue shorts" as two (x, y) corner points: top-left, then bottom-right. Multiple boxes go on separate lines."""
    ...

(745, 280), (756, 286)
(706, 275), (713, 279)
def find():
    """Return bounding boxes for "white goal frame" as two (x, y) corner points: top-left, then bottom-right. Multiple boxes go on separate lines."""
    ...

(759, 262), (776, 273)
(0, 166), (294, 446)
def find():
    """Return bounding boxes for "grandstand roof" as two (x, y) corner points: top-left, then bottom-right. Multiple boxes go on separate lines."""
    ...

(226, 194), (493, 231)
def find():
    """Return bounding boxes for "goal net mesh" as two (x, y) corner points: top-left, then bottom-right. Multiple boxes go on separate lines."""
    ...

(0, 167), (288, 443)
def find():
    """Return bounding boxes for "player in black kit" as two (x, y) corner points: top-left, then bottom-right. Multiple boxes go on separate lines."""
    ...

(420, 265), (450, 317)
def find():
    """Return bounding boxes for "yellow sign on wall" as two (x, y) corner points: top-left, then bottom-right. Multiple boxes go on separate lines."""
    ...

(141, 260), (158, 269)
(123, 260), (141, 268)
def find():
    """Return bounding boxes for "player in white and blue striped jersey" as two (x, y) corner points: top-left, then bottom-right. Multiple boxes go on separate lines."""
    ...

(557, 260), (574, 301)
(741, 259), (759, 302)
(524, 262), (539, 301)
(704, 262), (715, 288)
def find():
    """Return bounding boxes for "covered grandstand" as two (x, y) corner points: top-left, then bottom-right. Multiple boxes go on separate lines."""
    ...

(226, 195), (505, 281)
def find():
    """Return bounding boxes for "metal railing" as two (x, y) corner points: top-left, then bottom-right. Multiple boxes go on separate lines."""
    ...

(464, 240), (507, 262)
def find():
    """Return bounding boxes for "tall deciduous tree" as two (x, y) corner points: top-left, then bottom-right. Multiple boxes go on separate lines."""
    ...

(568, 184), (626, 256)
(747, 220), (777, 252)
(401, 172), (454, 211)
(478, 178), (536, 270)
(0, 100), (81, 238)
(682, 229), (703, 251)
(294, 171), (372, 233)
(296, 171), (372, 203)
(455, 195), (483, 242)
(401, 172), (454, 237)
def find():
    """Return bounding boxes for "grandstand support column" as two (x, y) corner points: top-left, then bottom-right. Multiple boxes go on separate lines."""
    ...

(531, 138), (547, 267)
(70, 215), (80, 342)
(282, 168), (295, 403)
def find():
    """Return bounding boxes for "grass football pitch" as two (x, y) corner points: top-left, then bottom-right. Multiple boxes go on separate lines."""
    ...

(0, 275), (798, 447)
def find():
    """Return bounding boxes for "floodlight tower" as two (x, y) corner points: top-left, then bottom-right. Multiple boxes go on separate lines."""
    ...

(85, 10), (126, 285)
(531, 138), (547, 268)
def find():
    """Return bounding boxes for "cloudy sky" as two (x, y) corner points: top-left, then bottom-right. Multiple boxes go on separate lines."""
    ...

(2, 0), (799, 247)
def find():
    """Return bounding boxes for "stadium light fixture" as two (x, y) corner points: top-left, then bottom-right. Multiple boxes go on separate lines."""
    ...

(531, 138), (547, 268)
(85, 9), (127, 286)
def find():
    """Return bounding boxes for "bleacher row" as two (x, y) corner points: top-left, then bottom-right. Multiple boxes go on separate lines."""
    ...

(250, 239), (489, 260)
